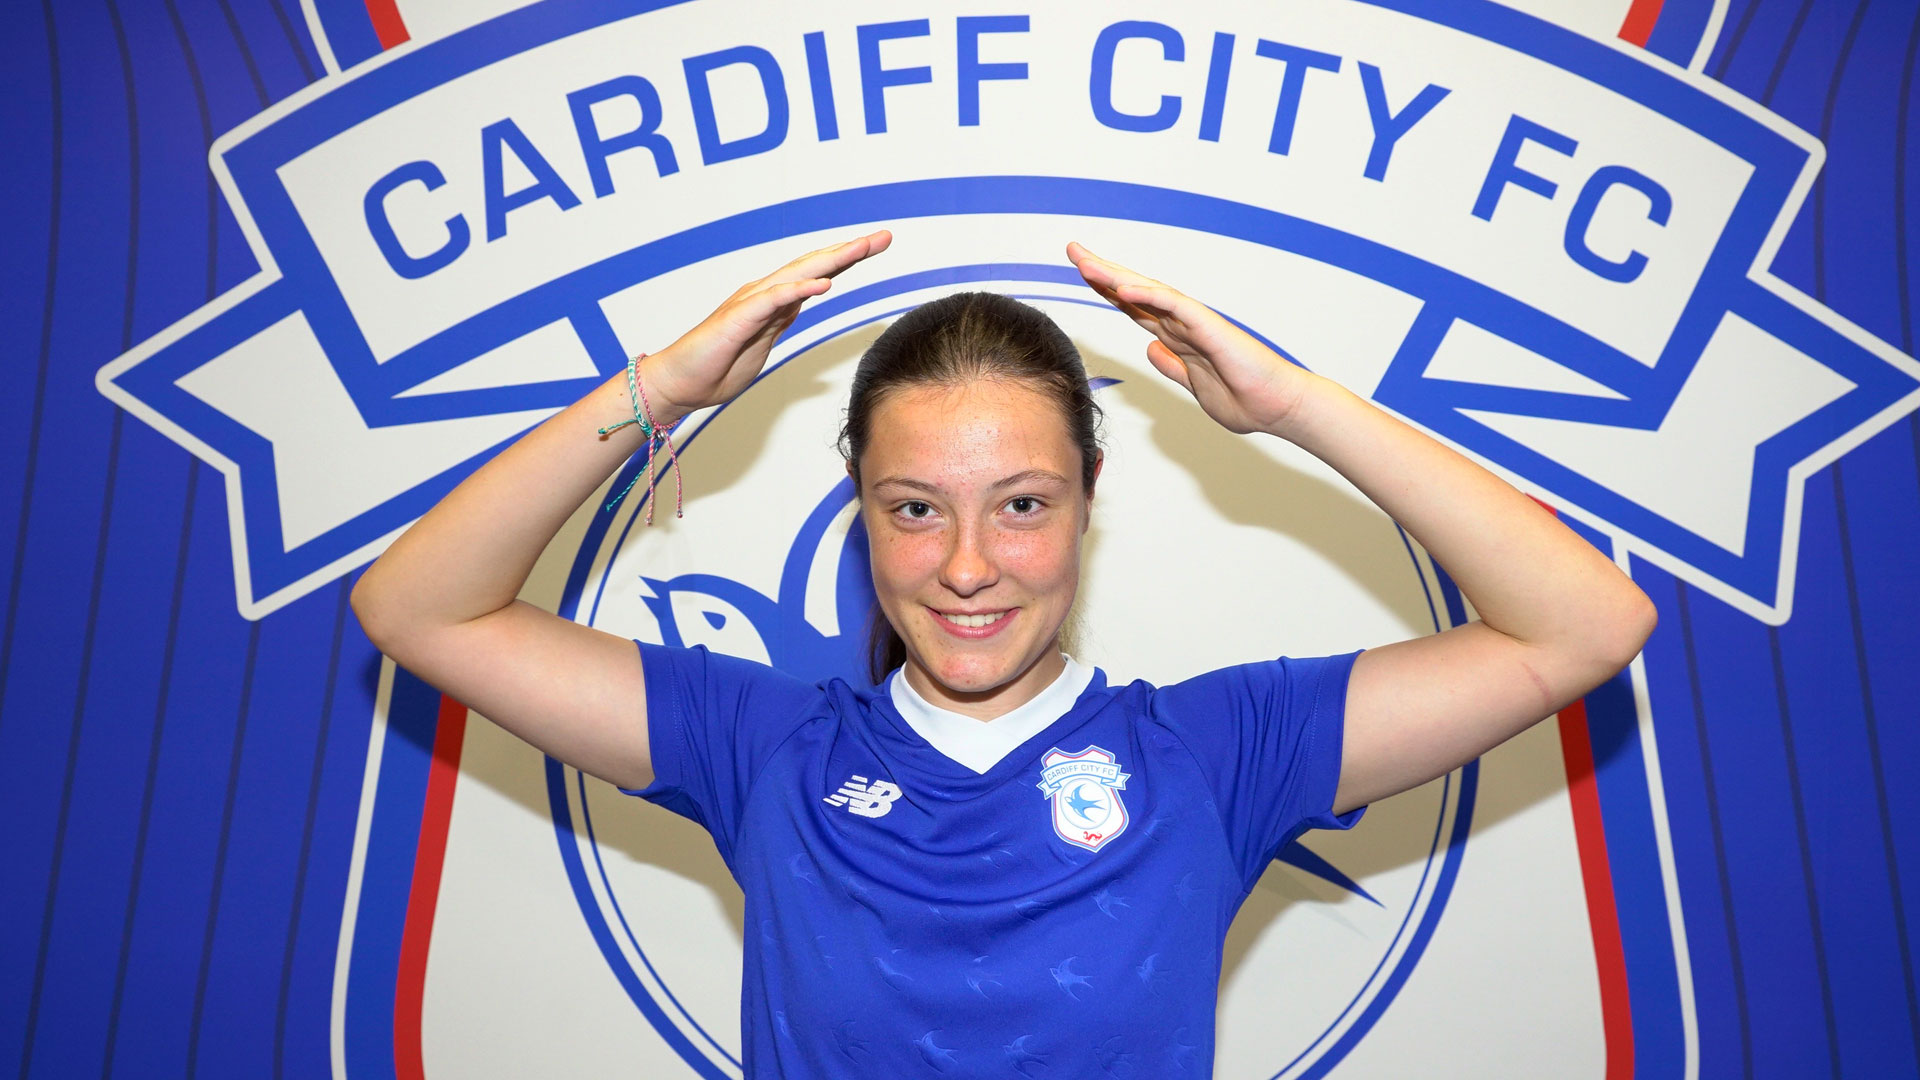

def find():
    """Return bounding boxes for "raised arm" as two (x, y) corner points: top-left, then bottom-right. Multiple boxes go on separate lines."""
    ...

(349, 230), (892, 790)
(1067, 241), (1655, 816)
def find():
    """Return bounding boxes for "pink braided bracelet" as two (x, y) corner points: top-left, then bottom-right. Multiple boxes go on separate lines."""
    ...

(595, 352), (684, 523)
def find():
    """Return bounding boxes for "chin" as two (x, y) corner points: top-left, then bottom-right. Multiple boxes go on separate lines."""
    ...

(925, 642), (1045, 695)
(926, 655), (1010, 694)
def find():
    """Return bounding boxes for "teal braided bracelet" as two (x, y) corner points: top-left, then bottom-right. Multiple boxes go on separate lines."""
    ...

(595, 352), (657, 441)
(597, 353), (684, 521)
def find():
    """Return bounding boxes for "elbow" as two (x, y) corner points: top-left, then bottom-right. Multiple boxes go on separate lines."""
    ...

(1622, 585), (1658, 659)
(350, 570), (501, 666)
(1594, 585), (1657, 678)
(349, 571), (399, 656)
(1630, 587), (1658, 645)
(1542, 582), (1657, 699)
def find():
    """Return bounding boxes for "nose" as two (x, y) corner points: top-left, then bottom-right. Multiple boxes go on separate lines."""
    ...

(939, 521), (999, 597)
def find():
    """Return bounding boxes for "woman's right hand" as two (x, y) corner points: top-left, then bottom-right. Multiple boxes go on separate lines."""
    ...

(644, 228), (893, 415)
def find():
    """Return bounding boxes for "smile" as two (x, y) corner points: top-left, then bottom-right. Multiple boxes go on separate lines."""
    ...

(938, 610), (1009, 628)
(929, 607), (1017, 639)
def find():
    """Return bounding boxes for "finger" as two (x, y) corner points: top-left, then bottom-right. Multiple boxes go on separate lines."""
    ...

(1145, 339), (1193, 392)
(1117, 288), (1208, 341)
(1067, 242), (1120, 289)
(775, 229), (893, 283)
(1067, 241), (1166, 292)
(1082, 276), (1155, 324)
(764, 276), (832, 307)
(1111, 282), (1183, 316)
(730, 276), (832, 325)
(1070, 250), (1162, 325)
(1081, 261), (1174, 320)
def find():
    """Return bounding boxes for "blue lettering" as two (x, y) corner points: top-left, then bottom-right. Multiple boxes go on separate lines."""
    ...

(1198, 32), (1234, 143)
(1252, 40), (1340, 155)
(957, 15), (1028, 127)
(1090, 21), (1183, 133)
(684, 46), (789, 165)
(364, 161), (469, 279)
(1471, 114), (1576, 221)
(480, 120), (581, 242)
(1358, 63), (1448, 182)
(1564, 164), (1672, 282)
(803, 31), (840, 141)
(566, 76), (678, 198)
(858, 19), (932, 135)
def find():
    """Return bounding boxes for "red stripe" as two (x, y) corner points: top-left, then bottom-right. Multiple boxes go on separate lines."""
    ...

(1559, 700), (1636, 1079)
(366, 0), (427, 1060)
(393, 695), (469, 1080)
(364, 0), (410, 49)
(1617, 0), (1664, 48)
(1533, 500), (1634, 1073)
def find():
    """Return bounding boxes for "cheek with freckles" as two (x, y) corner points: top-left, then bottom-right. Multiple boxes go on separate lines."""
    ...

(992, 527), (1077, 591)
(870, 529), (943, 597)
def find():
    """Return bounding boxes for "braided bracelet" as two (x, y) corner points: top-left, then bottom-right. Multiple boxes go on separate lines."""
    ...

(596, 352), (684, 523)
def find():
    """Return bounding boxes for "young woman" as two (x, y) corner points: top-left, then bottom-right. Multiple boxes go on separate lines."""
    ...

(351, 228), (1655, 1076)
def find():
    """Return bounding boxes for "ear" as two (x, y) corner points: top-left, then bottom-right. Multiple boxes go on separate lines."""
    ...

(1081, 452), (1105, 530)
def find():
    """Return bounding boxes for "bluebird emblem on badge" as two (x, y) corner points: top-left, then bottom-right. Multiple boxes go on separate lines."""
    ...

(1037, 747), (1132, 852)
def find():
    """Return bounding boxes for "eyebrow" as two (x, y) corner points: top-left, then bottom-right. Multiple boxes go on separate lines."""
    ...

(870, 468), (1072, 495)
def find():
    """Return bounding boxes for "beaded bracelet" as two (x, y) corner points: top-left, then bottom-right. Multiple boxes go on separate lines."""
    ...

(596, 352), (684, 523)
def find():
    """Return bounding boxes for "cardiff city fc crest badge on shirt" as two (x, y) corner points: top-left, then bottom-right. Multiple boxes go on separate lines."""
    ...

(1036, 746), (1132, 853)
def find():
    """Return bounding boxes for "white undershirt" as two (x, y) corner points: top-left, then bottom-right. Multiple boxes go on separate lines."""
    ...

(887, 654), (1095, 774)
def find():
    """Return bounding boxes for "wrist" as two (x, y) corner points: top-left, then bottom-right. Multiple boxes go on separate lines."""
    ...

(592, 353), (690, 442)
(635, 352), (695, 429)
(1258, 369), (1343, 444)
(594, 350), (691, 521)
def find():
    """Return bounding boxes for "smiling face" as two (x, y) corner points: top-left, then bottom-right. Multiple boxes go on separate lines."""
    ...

(857, 378), (1099, 720)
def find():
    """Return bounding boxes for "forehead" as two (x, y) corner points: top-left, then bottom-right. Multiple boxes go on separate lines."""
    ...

(862, 380), (1079, 484)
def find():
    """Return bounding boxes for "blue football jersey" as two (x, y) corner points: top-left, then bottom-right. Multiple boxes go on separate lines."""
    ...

(623, 641), (1365, 1077)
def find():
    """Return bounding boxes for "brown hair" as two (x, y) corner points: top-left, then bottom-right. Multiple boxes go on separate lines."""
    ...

(838, 291), (1104, 682)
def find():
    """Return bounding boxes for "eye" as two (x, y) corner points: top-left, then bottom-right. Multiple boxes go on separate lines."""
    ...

(894, 500), (936, 520)
(1006, 495), (1042, 516)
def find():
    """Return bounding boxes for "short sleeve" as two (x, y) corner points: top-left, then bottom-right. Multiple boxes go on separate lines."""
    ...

(1149, 650), (1366, 889)
(619, 641), (824, 869)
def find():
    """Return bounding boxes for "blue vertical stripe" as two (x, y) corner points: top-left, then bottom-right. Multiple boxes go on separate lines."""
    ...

(310, 0), (384, 71)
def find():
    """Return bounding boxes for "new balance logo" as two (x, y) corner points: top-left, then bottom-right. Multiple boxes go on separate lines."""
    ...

(823, 775), (902, 819)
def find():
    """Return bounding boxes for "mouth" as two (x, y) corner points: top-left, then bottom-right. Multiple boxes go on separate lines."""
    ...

(929, 607), (1016, 638)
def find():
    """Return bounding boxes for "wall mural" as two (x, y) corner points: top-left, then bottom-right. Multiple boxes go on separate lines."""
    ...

(4, 0), (1917, 1076)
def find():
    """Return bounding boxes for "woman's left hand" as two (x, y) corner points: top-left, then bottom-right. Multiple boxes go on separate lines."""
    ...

(1067, 241), (1316, 436)
(1072, 243), (1656, 816)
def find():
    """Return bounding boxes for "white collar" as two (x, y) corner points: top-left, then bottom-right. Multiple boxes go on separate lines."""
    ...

(888, 655), (1095, 775)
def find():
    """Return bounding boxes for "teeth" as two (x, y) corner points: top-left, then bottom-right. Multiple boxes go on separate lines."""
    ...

(940, 611), (1007, 628)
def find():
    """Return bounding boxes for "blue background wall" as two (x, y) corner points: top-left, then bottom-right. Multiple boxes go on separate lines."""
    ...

(2, 0), (1916, 1076)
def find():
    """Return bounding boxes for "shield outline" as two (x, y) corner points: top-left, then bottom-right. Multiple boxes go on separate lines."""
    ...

(1039, 745), (1132, 853)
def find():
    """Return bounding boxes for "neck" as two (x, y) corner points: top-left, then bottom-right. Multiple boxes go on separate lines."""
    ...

(902, 648), (1068, 722)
